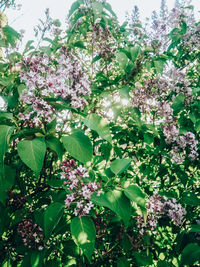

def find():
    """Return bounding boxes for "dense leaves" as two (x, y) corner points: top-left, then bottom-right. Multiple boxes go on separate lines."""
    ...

(0, 0), (200, 266)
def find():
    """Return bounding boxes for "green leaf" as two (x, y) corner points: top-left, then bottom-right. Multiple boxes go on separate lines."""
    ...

(17, 138), (46, 173)
(92, 55), (102, 63)
(46, 137), (64, 160)
(23, 40), (35, 53)
(92, 2), (103, 16)
(46, 119), (57, 133)
(70, 216), (96, 261)
(181, 192), (200, 206)
(181, 243), (200, 266)
(73, 41), (86, 49)
(154, 60), (165, 74)
(144, 132), (154, 144)
(68, 1), (80, 18)
(119, 86), (130, 99)
(31, 251), (43, 267)
(110, 158), (132, 175)
(134, 252), (153, 266)
(2, 25), (20, 47)
(130, 46), (141, 61)
(116, 52), (128, 70)
(83, 114), (112, 143)
(0, 112), (13, 120)
(195, 120), (200, 132)
(117, 257), (130, 267)
(106, 190), (131, 226)
(62, 131), (93, 164)
(44, 202), (64, 240)
(92, 190), (131, 227)
(189, 225), (200, 233)
(124, 185), (146, 211)
(0, 125), (14, 164)
(171, 94), (185, 113)
(103, 2), (117, 17)
(0, 165), (15, 203)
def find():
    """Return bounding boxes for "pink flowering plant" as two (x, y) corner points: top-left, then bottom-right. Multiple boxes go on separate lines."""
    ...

(60, 159), (101, 217)
(0, 0), (200, 266)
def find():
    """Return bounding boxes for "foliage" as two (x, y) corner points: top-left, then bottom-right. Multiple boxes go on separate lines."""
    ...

(0, 0), (200, 266)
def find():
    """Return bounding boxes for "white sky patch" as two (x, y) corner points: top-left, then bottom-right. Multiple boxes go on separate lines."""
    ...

(0, 96), (5, 110)
(3, 0), (200, 47)
(121, 99), (129, 106)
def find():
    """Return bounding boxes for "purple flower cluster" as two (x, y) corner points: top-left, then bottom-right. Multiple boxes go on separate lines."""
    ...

(164, 130), (199, 164)
(129, 0), (195, 52)
(136, 193), (186, 235)
(163, 197), (187, 226)
(17, 219), (44, 250)
(131, 69), (198, 163)
(60, 159), (101, 217)
(132, 77), (171, 114)
(19, 47), (91, 127)
(92, 23), (116, 60)
(136, 214), (158, 236)
(147, 193), (164, 214)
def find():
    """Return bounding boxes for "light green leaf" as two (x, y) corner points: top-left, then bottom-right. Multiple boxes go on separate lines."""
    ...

(62, 131), (93, 164)
(119, 86), (130, 99)
(171, 94), (185, 113)
(116, 52), (128, 70)
(110, 158), (132, 175)
(70, 216), (96, 261)
(130, 46), (141, 61)
(83, 114), (112, 143)
(124, 185), (146, 211)
(2, 25), (20, 47)
(68, 1), (80, 18)
(44, 202), (64, 240)
(103, 2), (117, 17)
(17, 138), (46, 173)
(92, 2), (103, 16)
(154, 60), (165, 74)
(0, 112), (13, 120)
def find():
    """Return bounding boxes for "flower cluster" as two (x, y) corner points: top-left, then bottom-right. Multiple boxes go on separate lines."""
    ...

(136, 193), (186, 235)
(183, 23), (200, 49)
(136, 214), (158, 236)
(17, 219), (44, 250)
(164, 130), (199, 164)
(163, 197), (187, 226)
(132, 77), (171, 115)
(136, 0), (194, 52)
(60, 159), (101, 217)
(147, 193), (164, 214)
(131, 68), (198, 163)
(19, 47), (91, 127)
(92, 23), (116, 60)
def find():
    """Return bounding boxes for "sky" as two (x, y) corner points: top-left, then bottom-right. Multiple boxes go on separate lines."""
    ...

(3, 0), (200, 45)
